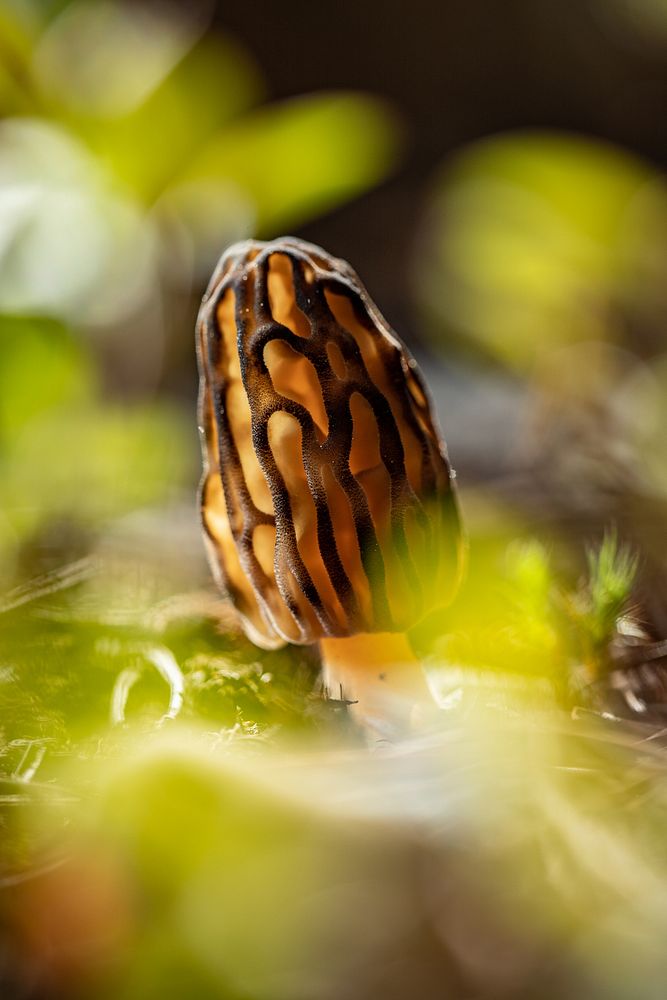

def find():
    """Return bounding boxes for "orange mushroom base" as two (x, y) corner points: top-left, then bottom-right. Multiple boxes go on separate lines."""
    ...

(320, 632), (436, 736)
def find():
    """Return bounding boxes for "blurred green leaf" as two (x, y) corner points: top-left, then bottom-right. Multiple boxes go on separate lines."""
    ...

(181, 91), (403, 233)
(155, 177), (255, 283)
(33, 0), (209, 118)
(1, 403), (193, 548)
(459, 134), (655, 245)
(0, 6), (403, 322)
(0, 117), (159, 324)
(75, 32), (263, 202)
(0, 3), (41, 115)
(0, 315), (94, 443)
(419, 132), (667, 369)
(505, 538), (553, 623)
(582, 530), (638, 653)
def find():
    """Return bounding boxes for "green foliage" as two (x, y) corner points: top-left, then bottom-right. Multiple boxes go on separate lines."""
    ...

(0, 6), (402, 814)
(0, 0), (406, 596)
(421, 526), (561, 687)
(0, 315), (94, 443)
(0, 0), (403, 599)
(0, 313), (194, 590)
(423, 527), (639, 704)
(0, 575), (325, 766)
(0, 0), (403, 323)
(73, 32), (263, 202)
(0, 9), (660, 997)
(503, 541), (559, 678)
(585, 531), (639, 648)
(0, 514), (655, 1000)
(5, 402), (192, 519)
(182, 92), (402, 234)
(419, 131), (667, 369)
(558, 531), (639, 687)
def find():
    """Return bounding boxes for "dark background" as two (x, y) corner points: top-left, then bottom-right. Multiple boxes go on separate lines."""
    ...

(215, 0), (667, 334)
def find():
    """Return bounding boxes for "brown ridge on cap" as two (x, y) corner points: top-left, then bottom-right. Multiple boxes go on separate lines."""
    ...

(197, 237), (463, 648)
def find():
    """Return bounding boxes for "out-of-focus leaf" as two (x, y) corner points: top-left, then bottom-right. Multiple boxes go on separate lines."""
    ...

(181, 92), (403, 233)
(2, 403), (193, 543)
(0, 117), (158, 324)
(77, 32), (263, 202)
(155, 178), (255, 284)
(418, 132), (667, 369)
(0, 315), (94, 443)
(33, 0), (210, 118)
(0, 3), (41, 115)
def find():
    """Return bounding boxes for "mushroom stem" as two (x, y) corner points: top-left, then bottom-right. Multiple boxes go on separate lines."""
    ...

(320, 632), (436, 738)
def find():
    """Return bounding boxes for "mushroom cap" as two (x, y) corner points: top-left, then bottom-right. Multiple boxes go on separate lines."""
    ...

(197, 237), (463, 648)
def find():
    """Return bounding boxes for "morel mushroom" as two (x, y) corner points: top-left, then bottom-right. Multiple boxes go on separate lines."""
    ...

(197, 237), (463, 732)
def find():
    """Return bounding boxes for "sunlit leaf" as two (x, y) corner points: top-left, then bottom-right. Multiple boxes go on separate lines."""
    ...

(418, 132), (667, 369)
(0, 117), (158, 323)
(0, 3), (41, 115)
(181, 91), (403, 233)
(155, 177), (255, 283)
(77, 31), (263, 202)
(33, 0), (211, 118)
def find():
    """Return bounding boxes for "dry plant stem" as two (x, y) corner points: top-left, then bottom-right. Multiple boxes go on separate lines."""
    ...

(320, 632), (436, 737)
(612, 638), (667, 669)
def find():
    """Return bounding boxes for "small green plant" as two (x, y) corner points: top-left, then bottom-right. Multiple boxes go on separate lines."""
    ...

(562, 530), (639, 687)
(586, 531), (639, 648)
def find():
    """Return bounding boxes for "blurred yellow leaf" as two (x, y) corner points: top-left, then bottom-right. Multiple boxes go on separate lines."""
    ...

(33, 0), (210, 118)
(419, 132), (667, 369)
(76, 32), (263, 202)
(181, 91), (403, 233)
(0, 3), (40, 115)
(2, 402), (192, 543)
(0, 315), (94, 443)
